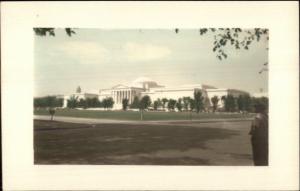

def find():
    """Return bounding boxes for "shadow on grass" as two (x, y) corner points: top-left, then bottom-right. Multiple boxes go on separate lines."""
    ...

(34, 120), (238, 165)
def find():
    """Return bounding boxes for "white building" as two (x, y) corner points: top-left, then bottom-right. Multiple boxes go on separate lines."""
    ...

(62, 77), (249, 110)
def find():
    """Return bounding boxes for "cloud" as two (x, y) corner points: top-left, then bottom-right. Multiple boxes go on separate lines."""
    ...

(124, 42), (171, 62)
(58, 41), (110, 64)
(56, 41), (171, 64)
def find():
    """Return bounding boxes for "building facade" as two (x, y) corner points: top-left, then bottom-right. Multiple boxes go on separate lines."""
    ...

(62, 77), (249, 110)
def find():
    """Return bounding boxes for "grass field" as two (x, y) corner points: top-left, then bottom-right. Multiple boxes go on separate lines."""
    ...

(34, 108), (254, 121)
(34, 119), (253, 165)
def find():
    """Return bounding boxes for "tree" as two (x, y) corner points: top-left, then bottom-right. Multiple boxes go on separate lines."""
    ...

(138, 95), (151, 121)
(167, 99), (177, 111)
(67, 95), (79, 109)
(251, 96), (268, 113)
(175, 28), (268, 60)
(153, 100), (159, 110)
(243, 95), (252, 112)
(176, 98), (183, 112)
(189, 98), (196, 111)
(34, 96), (63, 108)
(156, 98), (162, 109)
(78, 98), (87, 109)
(34, 28), (76, 37)
(130, 96), (140, 109)
(194, 91), (204, 113)
(211, 96), (219, 112)
(237, 95), (244, 112)
(88, 97), (101, 108)
(182, 97), (191, 111)
(103, 97), (114, 110)
(122, 98), (129, 111)
(161, 98), (168, 110)
(223, 95), (236, 112)
(140, 95), (151, 110)
(236, 95), (252, 112)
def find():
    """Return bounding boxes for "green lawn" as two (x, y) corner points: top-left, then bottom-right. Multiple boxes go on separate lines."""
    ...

(34, 120), (253, 165)
(34, 108), (254, 121)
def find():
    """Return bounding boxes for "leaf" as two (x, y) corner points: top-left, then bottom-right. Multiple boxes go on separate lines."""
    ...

(199, 28), (208, 35)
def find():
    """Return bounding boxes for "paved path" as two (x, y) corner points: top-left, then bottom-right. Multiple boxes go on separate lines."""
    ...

(34, 115), (253, 125)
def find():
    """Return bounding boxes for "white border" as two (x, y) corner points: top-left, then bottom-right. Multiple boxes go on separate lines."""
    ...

(1, 1), (299, 190)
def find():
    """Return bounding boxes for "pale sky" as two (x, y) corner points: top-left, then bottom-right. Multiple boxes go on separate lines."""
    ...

(34, 29), (268, 97)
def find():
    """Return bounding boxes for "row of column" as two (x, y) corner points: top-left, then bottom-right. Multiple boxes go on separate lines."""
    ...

(112, 90), (135, 104)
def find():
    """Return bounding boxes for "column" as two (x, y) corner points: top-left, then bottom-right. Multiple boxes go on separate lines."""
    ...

(120, 91), (122, 102)
(117, 91), (119, 103)
(129, 90), (132, 103)
(121, 91), (123, 103)
(113, 91), (115, 103)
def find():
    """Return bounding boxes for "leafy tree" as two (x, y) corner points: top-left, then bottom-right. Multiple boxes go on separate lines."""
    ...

(236, 95), (252, 112)
(251, 96), (268, 113)
(107, 98), (114, 109)
(161, 98), (168, 110)
(167, 99), (177, 111)
(156, 98), (162, 108)
(87, 97), (101, 108)
(175, 28), (268, 60)
(189, 98), (196, 111)
(34, 96), (63, 108)
(130, 96), (140, 109)
(211, 96), (219, 112)
(237, 96), (243, 111)
(243, 95), (252, 112)
(102, 97), (114, 110)
(153, 100), (159, 110)
(182, 97), (191, 111)
(194, 91), (204, 113)
(223, 95), (236, 112)
(138, 95), (151, 121)
(122, 98), (129, 111)
(78, 98), (87, 109)
(34, 28), (76, 37)
(67, 95), (79, 109)
(140, 95), (151, 110)
(176, 98), (183, 112)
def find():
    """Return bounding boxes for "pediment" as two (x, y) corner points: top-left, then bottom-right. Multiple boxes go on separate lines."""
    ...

(112, 84), (130, 89)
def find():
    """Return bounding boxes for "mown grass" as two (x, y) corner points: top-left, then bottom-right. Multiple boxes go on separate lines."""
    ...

(34, 108), (254, 121)
(34, 120), (240, 165)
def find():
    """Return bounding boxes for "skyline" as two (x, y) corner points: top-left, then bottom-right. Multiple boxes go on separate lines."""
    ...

(34, 29), (268, 97)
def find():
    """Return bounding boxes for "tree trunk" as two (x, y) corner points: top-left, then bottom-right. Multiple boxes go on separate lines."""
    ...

(140, 110), (143, 120)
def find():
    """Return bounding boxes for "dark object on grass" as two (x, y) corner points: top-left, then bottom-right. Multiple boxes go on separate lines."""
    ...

(249, 103), (268, 166)
(49, 108), (56, 121)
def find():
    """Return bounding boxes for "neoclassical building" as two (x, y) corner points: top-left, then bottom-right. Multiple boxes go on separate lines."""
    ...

(62, 77), (248, 110)
(99, 77), (249, 109)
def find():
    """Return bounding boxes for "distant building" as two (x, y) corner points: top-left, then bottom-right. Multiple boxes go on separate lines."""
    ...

(62, 77), (249, 110)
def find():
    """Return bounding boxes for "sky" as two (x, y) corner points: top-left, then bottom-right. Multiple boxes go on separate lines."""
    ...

(34, 29), (268, 97)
